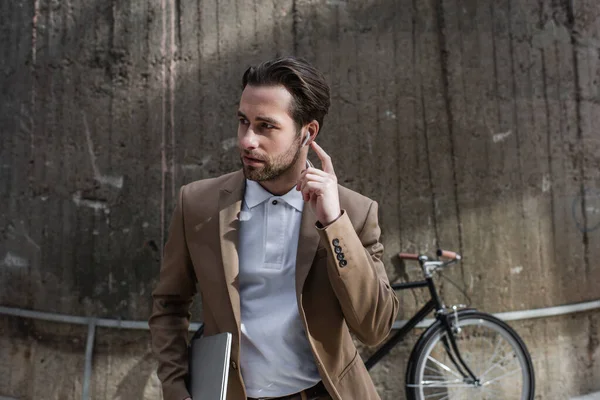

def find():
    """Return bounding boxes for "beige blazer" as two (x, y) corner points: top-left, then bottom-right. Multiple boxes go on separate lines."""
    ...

(149, 170), (399, 400)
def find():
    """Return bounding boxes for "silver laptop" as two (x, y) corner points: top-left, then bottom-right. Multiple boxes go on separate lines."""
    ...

(189, 332), (232, 400)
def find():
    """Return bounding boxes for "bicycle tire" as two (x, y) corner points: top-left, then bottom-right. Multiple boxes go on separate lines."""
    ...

(405, 310), (535, 400)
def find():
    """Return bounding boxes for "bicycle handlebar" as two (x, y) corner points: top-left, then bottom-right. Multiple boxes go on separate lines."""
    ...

(436, 249), (461, 260)
(398, 252), (420, 260)
(398, 250), (462, 262)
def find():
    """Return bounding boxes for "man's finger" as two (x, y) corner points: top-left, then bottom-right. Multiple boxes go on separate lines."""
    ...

(301, 181), (323, 200)
(310, 141), (335, 175)
(300, 177), (320, 194)
(298, 170), (327, 191)
(304, 167), (329, 178)
(303, 173), (326, 183)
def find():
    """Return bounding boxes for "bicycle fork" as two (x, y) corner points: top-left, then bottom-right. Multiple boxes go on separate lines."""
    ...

(438, 308), (481, 386)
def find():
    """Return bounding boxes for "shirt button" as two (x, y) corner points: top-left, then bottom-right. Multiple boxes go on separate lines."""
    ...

(272, 200), (278, 205)
(339, 260), (348, 267)
(231, 360), (237, 369)
(332, 239), (340, 246)
(337, 253), (344, 260)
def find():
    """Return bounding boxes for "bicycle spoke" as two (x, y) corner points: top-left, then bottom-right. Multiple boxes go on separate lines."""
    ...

(481, 366), (522, 385)
(451, 330), (497, 379)
(422, 380), (462, 386)
(430, 394), (449, 400)
(423, 391), (450, 399)
(479, 334), (495, 374)
(479, 352), (517, 381)
(424, 365), (448, 377)
(409, 380), (475, 388)
(485, 335), (507, 370)
(477, 334), (484, 376)
(480, 385), (508, 397)
(426, 356), (463, 379)
(456, 339), (484, 376)
(424, 374), (454, 380)
(424, 362), (461, 378)
(446, 388), (469, 400)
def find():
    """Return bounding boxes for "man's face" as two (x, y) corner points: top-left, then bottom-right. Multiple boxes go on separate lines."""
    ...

(237, 84), (303, 181)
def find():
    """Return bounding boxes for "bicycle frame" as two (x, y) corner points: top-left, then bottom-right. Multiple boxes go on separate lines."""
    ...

(364, 273), (480, 384)
(364, 279), (435, 370)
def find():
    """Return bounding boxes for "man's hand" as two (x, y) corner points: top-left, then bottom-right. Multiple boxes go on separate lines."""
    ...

(296, 141), (341, 226)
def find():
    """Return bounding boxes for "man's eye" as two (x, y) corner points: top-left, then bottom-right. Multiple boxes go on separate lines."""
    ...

(262, 123), (275, 129)
(239, 118), (249, 125)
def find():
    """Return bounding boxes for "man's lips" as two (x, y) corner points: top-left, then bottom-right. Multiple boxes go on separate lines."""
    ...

(243, 155), (265, 165)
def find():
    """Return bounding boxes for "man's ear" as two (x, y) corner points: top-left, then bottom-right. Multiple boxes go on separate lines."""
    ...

(306, 120), (320, 143)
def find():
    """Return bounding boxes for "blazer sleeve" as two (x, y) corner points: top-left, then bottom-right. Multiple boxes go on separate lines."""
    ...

(316, 201), (399, 346)
(149, 185), (197, 400)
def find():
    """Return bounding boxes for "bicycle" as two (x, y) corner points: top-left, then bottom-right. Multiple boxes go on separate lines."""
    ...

(364, 249), (535, 400)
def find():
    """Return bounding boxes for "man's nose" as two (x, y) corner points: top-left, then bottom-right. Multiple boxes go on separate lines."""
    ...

(240, 128), (258, 150)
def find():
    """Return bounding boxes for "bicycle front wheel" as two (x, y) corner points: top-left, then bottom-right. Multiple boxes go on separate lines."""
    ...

(405, 311), (534, 400)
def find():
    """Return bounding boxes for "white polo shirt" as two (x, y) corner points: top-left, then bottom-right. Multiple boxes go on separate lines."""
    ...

(237, 179), (321, 398)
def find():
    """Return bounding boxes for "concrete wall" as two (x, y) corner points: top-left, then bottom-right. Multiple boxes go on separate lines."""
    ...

(1, 0), (599, 398)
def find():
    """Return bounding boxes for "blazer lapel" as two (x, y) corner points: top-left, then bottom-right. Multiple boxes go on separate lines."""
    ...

(295, 208), (321, 300)
(219, 170), (245, 334)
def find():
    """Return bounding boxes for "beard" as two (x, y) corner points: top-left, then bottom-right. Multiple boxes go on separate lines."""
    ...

(241, 133), (303, 182)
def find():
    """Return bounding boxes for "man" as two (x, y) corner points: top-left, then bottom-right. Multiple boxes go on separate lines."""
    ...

(149, 57), (399, 400)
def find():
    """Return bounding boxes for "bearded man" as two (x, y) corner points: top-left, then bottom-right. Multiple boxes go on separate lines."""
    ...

(149, 56), (399, 400)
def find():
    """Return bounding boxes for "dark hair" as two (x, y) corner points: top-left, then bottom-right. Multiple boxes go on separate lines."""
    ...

(242, 56), (331, 131)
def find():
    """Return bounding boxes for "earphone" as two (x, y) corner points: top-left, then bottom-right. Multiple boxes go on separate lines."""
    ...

(303, 131), (314, 168)
(301, 131), (310, 147)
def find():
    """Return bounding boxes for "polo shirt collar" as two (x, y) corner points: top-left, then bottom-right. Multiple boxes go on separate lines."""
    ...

(244, 179), (304, 212)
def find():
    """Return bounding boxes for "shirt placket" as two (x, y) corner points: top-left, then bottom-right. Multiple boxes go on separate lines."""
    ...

(264, 199), (286, 269)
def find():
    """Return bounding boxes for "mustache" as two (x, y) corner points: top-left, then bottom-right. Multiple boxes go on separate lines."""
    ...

(241, 151), (266, 161)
